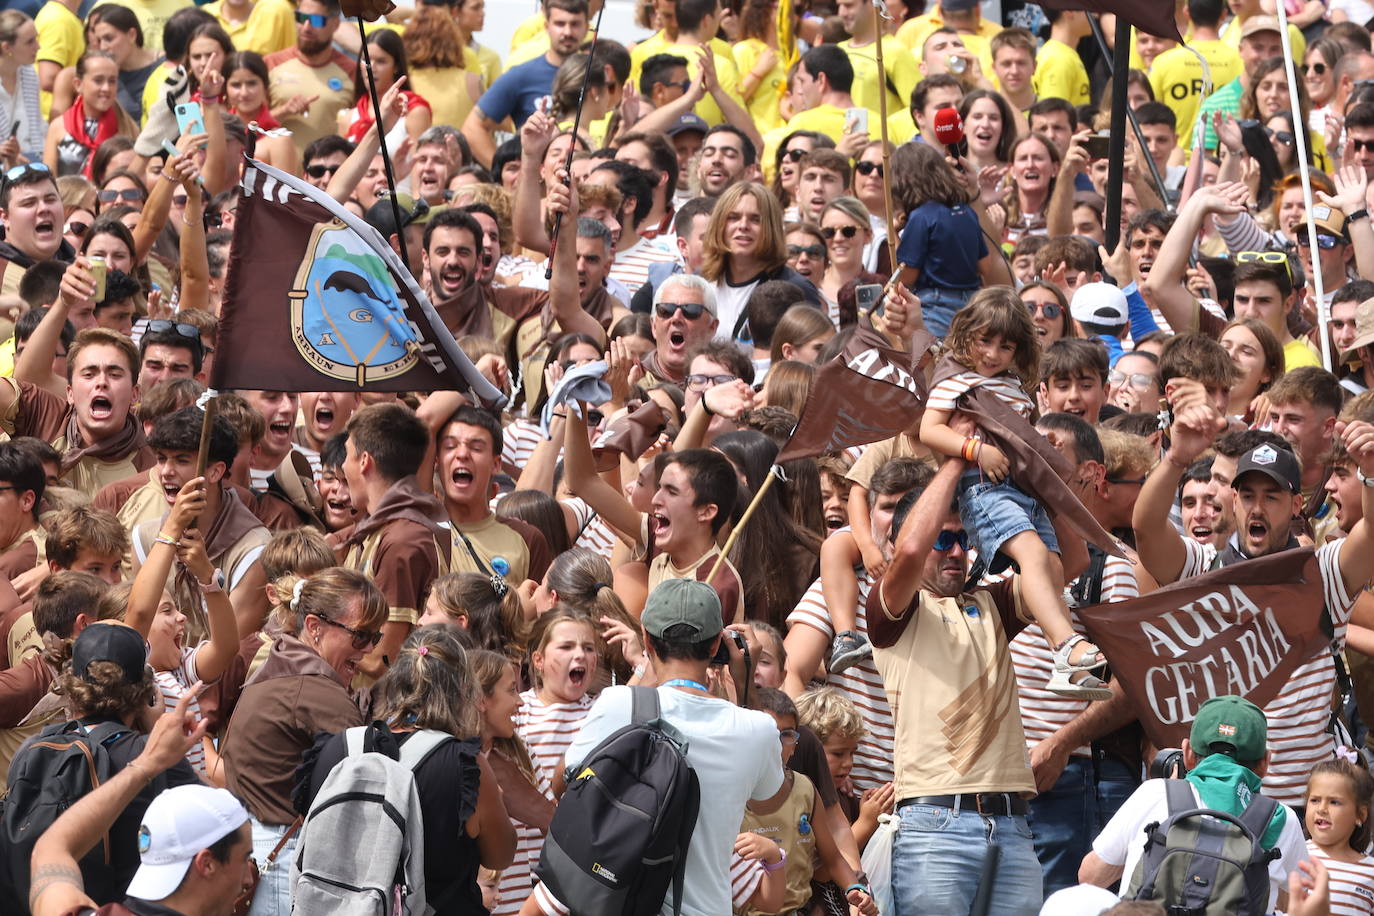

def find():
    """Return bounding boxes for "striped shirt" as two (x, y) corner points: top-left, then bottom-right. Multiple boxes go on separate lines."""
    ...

(153, 646), (207, 776)
(1011, 554), (1139, 754)
(515, 689), (594, 793)
(608, 235), (679, 295)
(566, 497), (618, 559)
(1306, 840), (1374, 915)
(787, 568), (895, 793)
(928, 369), (1035, 418)
(494, 822), (545, 916)
(1181, 538), (1355, 805)
(501, 418), (545, 475)
(532, 850), (765, 915)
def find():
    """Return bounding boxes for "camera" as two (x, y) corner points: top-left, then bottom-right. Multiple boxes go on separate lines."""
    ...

(711, 629), (748, 667)
(1149, 748), (1187, 780)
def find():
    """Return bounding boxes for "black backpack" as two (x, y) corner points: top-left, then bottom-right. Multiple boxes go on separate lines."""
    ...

(535, 686), (700, 916)
(0, 720), (149, 910)
(1127, 779), (1282, 916)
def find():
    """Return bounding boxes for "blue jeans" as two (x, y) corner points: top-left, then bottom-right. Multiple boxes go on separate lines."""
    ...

(916, 287), (976, 339)
(891, 801), (1043, 916)
(1026, 755), (1141, 898)
(958, 472), (1059, 574)
(248, 819), (298, 916)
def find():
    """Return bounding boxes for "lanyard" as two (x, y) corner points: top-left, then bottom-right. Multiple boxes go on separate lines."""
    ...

(662, 678), (709, 692)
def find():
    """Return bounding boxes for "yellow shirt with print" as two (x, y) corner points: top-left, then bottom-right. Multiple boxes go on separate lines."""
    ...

(1033, 38), (1089, 106)
(1284, 336), (1322, 371)
(34, 0), (83, 119)
(141, 61), (179, 128)
(472, 42), (502, 89)
(92, 0), (191, 57)
(840, 35), (919, 117)
(205, 0), (295, 57)
(733, 38), (787, 133)
(895, 10), (1002, 51)
(1149, 40), (1243, 150)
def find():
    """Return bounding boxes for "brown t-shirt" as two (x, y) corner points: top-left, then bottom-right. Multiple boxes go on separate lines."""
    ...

(341, 518), (443, 626)
(868, 575), (1035, 799)
(0, 528), (40, 581)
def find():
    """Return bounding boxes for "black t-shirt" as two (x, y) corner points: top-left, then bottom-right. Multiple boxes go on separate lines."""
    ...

(301, 728), (486, 916)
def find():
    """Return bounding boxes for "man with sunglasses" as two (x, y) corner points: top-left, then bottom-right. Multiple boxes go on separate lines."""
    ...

(138, 319), (206, 390)
(300, 135), (354, 192)
(0, 163), (71, 299)
(870, 453), (1075, 915)
(1295, 204), (1358, 313)
(643, 273), (719, 385)
(130, 406), (270, 646)
(264, 0), (355, 157)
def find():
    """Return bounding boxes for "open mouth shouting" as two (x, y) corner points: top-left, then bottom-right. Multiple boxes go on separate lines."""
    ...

(88, 394), (114, 422)
(824, 509), (845, 531)
(567, 663), (588, 689)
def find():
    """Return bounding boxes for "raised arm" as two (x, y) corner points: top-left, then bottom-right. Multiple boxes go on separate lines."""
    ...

(1047, 130), (1091, 238)
(512, 111), (559, 255)
(562, 405), (644, 544)
(171, 147), (210, 314)
(878, 457), (963, 619)
(326, 77), (409, 204)
(1319, 165), (1374, 282)
(128, 478), (206, 639)
(176, 526), (240, 682)
(1336, 420), (1374, 595)
(546, 172), (611, 342)
(1143, 181), (1248, 333)
(697, 48), (764, 159)
(15, 263), (84, 388)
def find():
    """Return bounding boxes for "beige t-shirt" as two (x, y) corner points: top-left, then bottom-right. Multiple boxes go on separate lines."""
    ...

(265, 47), (356, 157)
(869, 577), (1035, 799)
(845, 433), (933, 491)
(647, 546), (744, 627)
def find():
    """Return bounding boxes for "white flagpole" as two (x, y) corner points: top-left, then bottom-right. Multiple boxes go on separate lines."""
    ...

(1274, 5), (1332, 370)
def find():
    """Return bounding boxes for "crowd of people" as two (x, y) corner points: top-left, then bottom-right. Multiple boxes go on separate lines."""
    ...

(3, 0), (1374, 913)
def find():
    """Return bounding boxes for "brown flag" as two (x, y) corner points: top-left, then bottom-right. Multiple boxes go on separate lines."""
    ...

(591, 400), (667, 472)
(1077, 548), (1331, 748)
(776, 325), (931, 463)
(1034, 0), (1184, 43)
(212, 158), (506, 406)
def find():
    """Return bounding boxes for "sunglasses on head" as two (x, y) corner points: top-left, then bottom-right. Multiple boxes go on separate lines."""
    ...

(1236, 249), (1294, 282)
(788, 243), (825, 259)
(304, 163), (342, 179)
(933, 530), (970, 551)
(146, 319), (201, 341)
(655, 301), (707, 320)
(97, 188), (143, 204)
(821, 224), (859, 240)
(294, 10), (332, 26)
(313, 612), (382, 651)
(1, 161), (50, 196)
(855, 161), (883, 176)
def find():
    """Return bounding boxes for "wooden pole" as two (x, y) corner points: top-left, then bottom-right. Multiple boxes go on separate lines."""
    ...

(1102, 15), (1131, 253)
(706, 466), (780, 583)
(194, 396), (219, 478)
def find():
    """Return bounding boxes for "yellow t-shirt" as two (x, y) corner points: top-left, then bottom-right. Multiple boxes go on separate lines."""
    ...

(266, 47), (357, 157)
(1283, 336), (1322, 371)
(733, 38), (786, 133)
(629, 33), (733, 90)
(92, 0), (192, 55)
(509, 11), (545, 53)
(840, 35), (919, 117)
(1149, 40), (1243, 151)
(472, 42), (502, 90)
(886, 107), (917, 146)
(1033, 37), (1090, 106)
(34, 0), (84, 119)
(759, 103), (855, 180)
(895, 10), (1001, 52)
(140, 61), (178, 128)
(410, 66), (479, 131)
(205, 0), (295, 57)
(637, 40), (744, 127)
(1220, 15), (1305, 62)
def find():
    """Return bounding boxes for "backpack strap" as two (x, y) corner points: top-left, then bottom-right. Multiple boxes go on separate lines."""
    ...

(1236, 792), (1280, 849)
(630, 685), (661, 726)
(1163, 778), (1195, 817)
(397, 729), (453, 771)
(343, 726), (371, 757)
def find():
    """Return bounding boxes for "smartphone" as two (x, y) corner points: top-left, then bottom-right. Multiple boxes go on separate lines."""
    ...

(7, 121), (18, 139)
(88, 256), (107, 302)
(845, 107), (869, 136)
(856, 283), (884, 316)
(174, 101), (205, 138)
(1084, 132), (1111, 159)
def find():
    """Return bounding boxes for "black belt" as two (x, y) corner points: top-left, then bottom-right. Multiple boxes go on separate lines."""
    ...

(897, 793), (1029, 816)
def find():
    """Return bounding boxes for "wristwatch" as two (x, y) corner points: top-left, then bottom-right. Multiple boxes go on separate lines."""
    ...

(198, 568), (226, 593)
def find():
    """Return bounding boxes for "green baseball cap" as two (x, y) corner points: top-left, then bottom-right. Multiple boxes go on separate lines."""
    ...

(642, 578), (722, 641)
(1189, 695), (1267, 763)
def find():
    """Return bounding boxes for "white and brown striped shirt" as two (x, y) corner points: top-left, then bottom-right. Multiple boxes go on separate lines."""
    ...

(1305, 840), (1374, 915)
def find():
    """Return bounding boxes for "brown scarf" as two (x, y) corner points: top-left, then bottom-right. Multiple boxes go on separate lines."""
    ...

(343, 475), (449, 556)
(931, 355), (1121, 558)
(60, 412), (149, 473)
(640, 350), (683, 386)
(433, 283), (497, 341)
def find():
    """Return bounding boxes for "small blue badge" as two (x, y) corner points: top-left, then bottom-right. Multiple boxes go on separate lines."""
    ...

(798, 813), (811, 835)
(492, 557), (510, 577)
(964, 605), (980, 618)
(327, 77), (344, 92)
(138, 825), (151, 854)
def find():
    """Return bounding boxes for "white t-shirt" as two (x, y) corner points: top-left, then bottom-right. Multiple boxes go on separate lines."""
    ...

(1092, 777), (1308, 909)
(560, 685), (785, 916)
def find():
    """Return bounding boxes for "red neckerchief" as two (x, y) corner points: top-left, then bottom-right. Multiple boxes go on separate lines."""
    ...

(62, 95), (117, 179)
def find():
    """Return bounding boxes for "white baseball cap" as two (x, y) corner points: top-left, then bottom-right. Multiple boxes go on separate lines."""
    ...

(1069, 282), (1129, 329)
(1038, 884), (1120, 915)
(125, 785), (250, 901)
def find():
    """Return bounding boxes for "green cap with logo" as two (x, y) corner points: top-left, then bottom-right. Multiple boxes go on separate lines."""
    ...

(1189, 695), (1267, 763)
(641, 578), (723, 641)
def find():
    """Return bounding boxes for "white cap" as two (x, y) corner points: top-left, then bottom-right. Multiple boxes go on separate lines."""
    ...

(1038, 884), (1120, 915)
(126, 785), (250, 900)
(1069, 282), (1129, 328)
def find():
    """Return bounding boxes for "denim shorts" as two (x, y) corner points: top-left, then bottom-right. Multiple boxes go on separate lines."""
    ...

(916, 286), (977, 339)
(958, 470), (1058, 573)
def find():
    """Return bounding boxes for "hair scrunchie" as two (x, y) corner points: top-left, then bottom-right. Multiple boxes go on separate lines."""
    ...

(291, 578), (307, 610)
(592, 582), (611, 593)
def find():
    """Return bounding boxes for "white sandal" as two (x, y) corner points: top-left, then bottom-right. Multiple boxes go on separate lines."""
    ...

(1047, 634), (1113, 701)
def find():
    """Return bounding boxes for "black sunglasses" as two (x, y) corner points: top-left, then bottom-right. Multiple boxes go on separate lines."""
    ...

(782, 148), (807, 162)
(64, 220), (90, 239)
(788, 243), (825, 258)
(305, 163), (342, 179)
(855, 161), (884, 176)
(314, 613), (382, 650)
(933, 530), (971, 551)
(1354, 138), (1374, 153)
(98, 188), (143, 204)
(146, 319), (202, 341)
(655, 301), (707, 320)
(821, 225), (859, 240)
(1301, 61), (1327, 76)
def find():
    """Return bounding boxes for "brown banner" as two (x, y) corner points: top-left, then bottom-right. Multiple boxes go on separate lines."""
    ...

(1035, 0), (1183, 42)
(213, 158), (505, 406)
(1077, 547), (1332, 748)
(592, 400), (666, 472)
(776, 324), (928, 463)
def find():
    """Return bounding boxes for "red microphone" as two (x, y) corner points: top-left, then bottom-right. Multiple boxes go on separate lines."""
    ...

(932, 106), (968, 162)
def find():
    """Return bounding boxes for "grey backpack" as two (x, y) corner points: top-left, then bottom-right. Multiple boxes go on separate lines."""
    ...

(1127, 779), (1282, 916)
(291, 727), (449, 916)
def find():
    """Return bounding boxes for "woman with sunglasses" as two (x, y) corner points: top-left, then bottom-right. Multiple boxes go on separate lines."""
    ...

(770, 130), (832, 214)
(1020, 280), (1074, 345)
(342, 29), (432, 145)
(851, 140), (891, 245)
(818, 196), (873, 321)
(699, 181), (825, 345)
(784, 220), (829, 284)
(44, 50), (136, 178)
(96, 167), (145, 213)
(1304, 37), (1343, 129)
(222, 567), (388, 916)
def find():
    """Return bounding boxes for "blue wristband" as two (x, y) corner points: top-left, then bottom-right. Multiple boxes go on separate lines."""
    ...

(846, 883), (870, 896)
